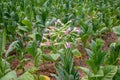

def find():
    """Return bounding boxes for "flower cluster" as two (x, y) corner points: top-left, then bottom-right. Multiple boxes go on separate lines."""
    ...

(39, 20), (80, 49)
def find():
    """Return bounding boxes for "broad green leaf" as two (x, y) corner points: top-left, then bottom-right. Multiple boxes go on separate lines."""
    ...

(76, 66), (93, 77)
(102, 65), (117, 80)
(22, 18), (32, 30)
(51, 74), (60, 80)
(7, 25), (16, 33)
(0, 28), (6, 53)
(28, 33), (36, 40)
(92, 69), (104, 77)
(0, 59), (10, 78)
(5, 41), (18, 57)
(113, 66), (120, 80)
(27, 67), (38, 74)
(2, 28), (6, 52)
(42, 54), (60, 61)
(26, 41), (37, 57)
(100, 27), (107, 33)
(18, 72), (34, 80)
(2, 59), (11, 73)
(81, 77), (89, 80)
(18, 26), (28, 32)
(72, 49), (81, 57)
(57, 49), (64, 54)
(0, 30), (2, 53)
(1, 71), (17, 80)
(113, 25), (120, 36)
(85, 48), (93, 58)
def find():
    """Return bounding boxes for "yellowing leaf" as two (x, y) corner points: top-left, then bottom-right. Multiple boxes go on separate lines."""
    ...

(39, 75), (50, 80)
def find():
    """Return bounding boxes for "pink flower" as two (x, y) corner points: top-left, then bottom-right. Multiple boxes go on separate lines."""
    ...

(39, 42), (42, 47)
(48, 32), (52, 36)
(65, 28), (71, 35)
(45, 40), (50, 46)
(65, 42), (71, 48)
(42, 34), (45, 39)
(73, 27), (80, 34)
(65, 30), (70, 35)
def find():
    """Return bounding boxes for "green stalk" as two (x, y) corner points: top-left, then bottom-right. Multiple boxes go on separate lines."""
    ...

(0, 28), (6, 77)
(0, 29), (3, 67)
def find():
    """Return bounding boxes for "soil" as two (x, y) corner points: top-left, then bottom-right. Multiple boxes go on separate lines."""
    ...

(10, 59), (20, 70)
(101, 32), (118, 50)
(38, 62), (56, 80)
(8, 31), (118, 80)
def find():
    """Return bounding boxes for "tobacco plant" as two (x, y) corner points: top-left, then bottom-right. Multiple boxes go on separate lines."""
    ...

(52, 49), (79, 80)
(78, 39), (117, 80)
(105, 42), (120, 65)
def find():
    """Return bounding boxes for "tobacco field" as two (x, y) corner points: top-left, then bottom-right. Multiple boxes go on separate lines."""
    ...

(0, 0), (120, 80)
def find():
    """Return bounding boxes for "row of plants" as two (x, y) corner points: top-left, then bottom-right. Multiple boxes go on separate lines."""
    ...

(0, 0), (120, 80)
